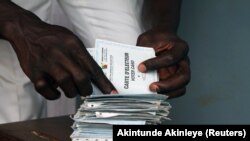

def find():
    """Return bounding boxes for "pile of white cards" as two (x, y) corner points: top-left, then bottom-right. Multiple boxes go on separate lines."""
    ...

(71, 94), (171, 140)
(70, 40), (171, 141)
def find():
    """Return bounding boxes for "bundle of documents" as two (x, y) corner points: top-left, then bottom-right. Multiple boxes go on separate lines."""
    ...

(70, 40), (171, 141)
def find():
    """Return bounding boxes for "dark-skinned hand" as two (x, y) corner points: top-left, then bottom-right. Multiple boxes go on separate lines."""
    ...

(4, 10), (117, 100)
(137, 29), (190, 99)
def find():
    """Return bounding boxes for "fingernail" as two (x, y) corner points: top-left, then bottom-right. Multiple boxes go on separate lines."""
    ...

(138, 63), (146, 72)
(111, 90), (118, 94)
(149, 84), (159, 92)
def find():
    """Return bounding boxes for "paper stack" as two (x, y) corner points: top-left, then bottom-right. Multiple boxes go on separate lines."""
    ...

(71, 94), (171, 140)
(70, 40), (172, 141)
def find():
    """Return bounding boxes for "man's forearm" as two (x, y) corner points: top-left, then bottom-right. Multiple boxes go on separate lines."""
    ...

(0, 0), (42, 41)
(0, 0), (22, 39)
(142, 0), (182, 33)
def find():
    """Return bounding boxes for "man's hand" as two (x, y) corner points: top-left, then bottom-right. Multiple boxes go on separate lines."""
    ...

(15, 24), (117, 100)
(139, 0), (190, 98)
(137, 29), (190, 98)
(0, 1), (116, 100)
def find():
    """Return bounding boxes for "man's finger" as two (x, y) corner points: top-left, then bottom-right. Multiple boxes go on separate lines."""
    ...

(73, 46), (117, 94)
(85, 56), (117, 94)
(149, 59), (190, 93)
(138, 41), (188, 72)
(48, 65), (78, 98)
(33, 74), (61, 100)
(50, 47), (93, 97)
(63, 65), (93, 97)
(73, 69), (93, 97)
(89, 64), (117, 94)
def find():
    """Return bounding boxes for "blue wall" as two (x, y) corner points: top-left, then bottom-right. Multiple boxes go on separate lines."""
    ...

(168, 0), (250, 124)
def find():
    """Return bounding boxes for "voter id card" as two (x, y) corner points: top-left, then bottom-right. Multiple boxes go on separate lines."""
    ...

(94, 39), (158, 94)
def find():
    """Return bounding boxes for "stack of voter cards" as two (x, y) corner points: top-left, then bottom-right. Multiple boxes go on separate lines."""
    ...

(70, 40), (172, 141)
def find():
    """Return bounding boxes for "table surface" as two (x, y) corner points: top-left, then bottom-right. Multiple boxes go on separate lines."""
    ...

(0, 116), (73, 141)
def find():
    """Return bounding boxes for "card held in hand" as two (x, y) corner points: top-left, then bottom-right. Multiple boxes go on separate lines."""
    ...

(88, 39), (158, 94)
